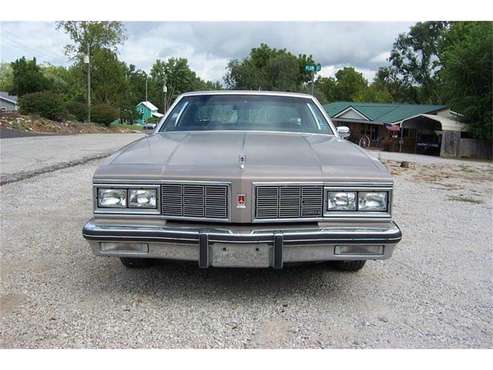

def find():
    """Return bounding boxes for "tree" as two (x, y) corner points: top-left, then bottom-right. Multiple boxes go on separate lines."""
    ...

(0, 63), (14, 92)
(10, 57), (50, 96)
(333, 67), (368, 101)
(371, 67), (417, 103)
(315, 76), (337, 103)
(18, 91), (66, 121)
(91, 103), (120, 126)
(41, 64), (75, 96)
(149, 57), (215, 112)
(388, 21), (449, 103)
(439, 22), (493, 141)
(354, 83), (393, 103)
(224, 43), (315, 91)
(120, 64), (148, 123)
(56, 21), (126, 60)
(69, 48), (128, 106)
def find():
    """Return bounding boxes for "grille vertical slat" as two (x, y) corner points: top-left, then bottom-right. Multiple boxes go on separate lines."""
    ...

(162, 184), (228, 219)
(256, 185), (323, 220)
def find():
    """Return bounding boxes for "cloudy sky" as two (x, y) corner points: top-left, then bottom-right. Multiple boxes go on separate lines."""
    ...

(1, 21), (413, 83)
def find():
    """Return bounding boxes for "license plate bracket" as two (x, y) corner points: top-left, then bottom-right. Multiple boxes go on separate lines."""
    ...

(211, 243), (272, 268)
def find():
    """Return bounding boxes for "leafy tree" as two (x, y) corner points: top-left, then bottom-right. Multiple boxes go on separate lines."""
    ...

(333, 67), (368, 101)
(315, 76), (337, 102)
(19, 91), (66, 121)
(0, 63), (14, 92)
(56, 21), (126, 60)
(388, 21), (449, 103)
(149, 57), (214, 112)
(439, 21), (493, 141)
(66, 101), (87, 122)
(91, 103), (119, 126)
(225, 43), (315, 91)
(371, 67), (416, 103)
(354, 83), (393, 103)
(10, 57), (50, 96)
(120, 64), (148, 123)
(41, 64), (75, 95)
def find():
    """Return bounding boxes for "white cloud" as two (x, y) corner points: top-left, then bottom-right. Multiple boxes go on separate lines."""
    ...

(370, 51), (390, 64)
(319, 65), (376, 82)
(1, 22), (70, 65)
(1, 21), (412, 83)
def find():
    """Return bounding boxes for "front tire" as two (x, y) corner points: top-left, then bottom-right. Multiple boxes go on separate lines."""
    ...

(120, 257), (153, 268)
(332, 260), (366, 272)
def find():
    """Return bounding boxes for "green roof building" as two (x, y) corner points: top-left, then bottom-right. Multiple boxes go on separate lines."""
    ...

(323, 101), (467, 156)
(136, 101), (164, 124)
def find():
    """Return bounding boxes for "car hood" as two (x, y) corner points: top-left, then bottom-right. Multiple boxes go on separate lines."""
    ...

(94, 131), (391, 183)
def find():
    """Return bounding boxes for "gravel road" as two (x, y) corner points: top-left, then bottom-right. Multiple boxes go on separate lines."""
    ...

(0, 133), (143, 184)
(0, 151), (492, 348)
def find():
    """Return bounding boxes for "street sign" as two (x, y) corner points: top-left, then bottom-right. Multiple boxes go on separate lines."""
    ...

(304, 64), (321, 73)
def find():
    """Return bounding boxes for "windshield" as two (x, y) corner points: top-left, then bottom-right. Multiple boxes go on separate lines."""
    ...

(159, 94), (334, 134)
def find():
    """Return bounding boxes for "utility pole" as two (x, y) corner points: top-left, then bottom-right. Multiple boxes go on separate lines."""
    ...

(162, 74), (167, 113)
(163, 84), (168, 113)
(145, 78), (148, 101)
(311, 71), (315, 96)
(85, 43), (91, 123)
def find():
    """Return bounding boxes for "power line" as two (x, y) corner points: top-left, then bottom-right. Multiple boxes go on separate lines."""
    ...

(1, 32), (67, 63)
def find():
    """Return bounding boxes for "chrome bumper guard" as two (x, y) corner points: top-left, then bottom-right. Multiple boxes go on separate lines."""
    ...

(82, 219), (402, 269)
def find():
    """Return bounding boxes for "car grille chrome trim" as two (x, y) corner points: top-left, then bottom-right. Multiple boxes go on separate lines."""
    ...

(255, 185), (323, 220)
(162, 184), (228, 220)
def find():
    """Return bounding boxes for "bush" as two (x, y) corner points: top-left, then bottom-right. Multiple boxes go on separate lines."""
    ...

(66, 101), (87, 122)
(91, 104), (119, 126)
(18, 91), (66, 121)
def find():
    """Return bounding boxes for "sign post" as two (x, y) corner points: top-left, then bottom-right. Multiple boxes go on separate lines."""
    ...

(304, 64), (321, 95)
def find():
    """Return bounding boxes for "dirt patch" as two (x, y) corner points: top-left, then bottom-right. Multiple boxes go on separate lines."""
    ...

(447, 195), (484, 204)
(0, 293), (29, 316)
(383, 159), (493, 185)
(0, 112), (142, 135)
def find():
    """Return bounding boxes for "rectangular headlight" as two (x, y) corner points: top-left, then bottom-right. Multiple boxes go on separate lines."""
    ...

(358, 192), (388, 211)
(327, 191), (357, 211)
(98, 188), (127, 208)
(128, 189), (157, 208)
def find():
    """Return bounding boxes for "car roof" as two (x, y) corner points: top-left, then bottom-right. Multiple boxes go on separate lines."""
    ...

(180, 90), (315, 99)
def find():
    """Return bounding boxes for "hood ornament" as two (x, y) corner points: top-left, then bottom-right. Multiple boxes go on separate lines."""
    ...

(239, 154), (246, 169)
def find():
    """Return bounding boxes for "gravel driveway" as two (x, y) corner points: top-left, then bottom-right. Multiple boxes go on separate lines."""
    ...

(1, 152), (492, 348)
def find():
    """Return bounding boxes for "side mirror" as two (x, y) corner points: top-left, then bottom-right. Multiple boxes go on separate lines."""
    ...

(337, 126), (350, 139)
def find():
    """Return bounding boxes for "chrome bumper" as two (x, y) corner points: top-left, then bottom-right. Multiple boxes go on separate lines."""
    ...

(82, 219), (402, 269)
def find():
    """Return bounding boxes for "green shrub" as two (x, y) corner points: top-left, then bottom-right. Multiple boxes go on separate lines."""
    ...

(18, 91), (66, 121)
(91, 104), (119, 126)
(66, 101), (87, 122)
(146, 115), (160, 124)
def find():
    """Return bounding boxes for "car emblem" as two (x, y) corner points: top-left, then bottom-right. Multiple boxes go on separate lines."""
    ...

(239, 154), (246, 169)
(236, 194), (246, 208)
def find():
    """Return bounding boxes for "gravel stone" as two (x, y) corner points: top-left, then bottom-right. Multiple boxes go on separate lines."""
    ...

(0, 149), (492, 348)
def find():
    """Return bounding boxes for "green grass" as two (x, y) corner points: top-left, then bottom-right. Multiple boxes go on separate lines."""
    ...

(110, 122), (143, 130)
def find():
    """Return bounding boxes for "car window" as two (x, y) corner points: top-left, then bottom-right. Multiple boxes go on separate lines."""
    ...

(160, 95), (333, 134)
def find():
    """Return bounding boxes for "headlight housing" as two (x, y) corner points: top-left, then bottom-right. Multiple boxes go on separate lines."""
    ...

(98, 188), (127, 208)
(95, 185), (160, 213)
(128, 189), (157, 209)
(327, 191), (357, 211)
(358, 192), (388, 211)
(324, 187), (391, 216)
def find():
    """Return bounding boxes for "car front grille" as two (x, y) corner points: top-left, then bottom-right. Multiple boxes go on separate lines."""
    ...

(255, 185), (323, 220)
(161, 184), (229, 220)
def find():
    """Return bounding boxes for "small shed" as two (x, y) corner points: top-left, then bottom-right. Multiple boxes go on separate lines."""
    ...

(136, 101), (162, 124)
(0, 91), (18, 112)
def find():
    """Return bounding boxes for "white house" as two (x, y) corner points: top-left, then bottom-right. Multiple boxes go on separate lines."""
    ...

(0, 91), (18, 112)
